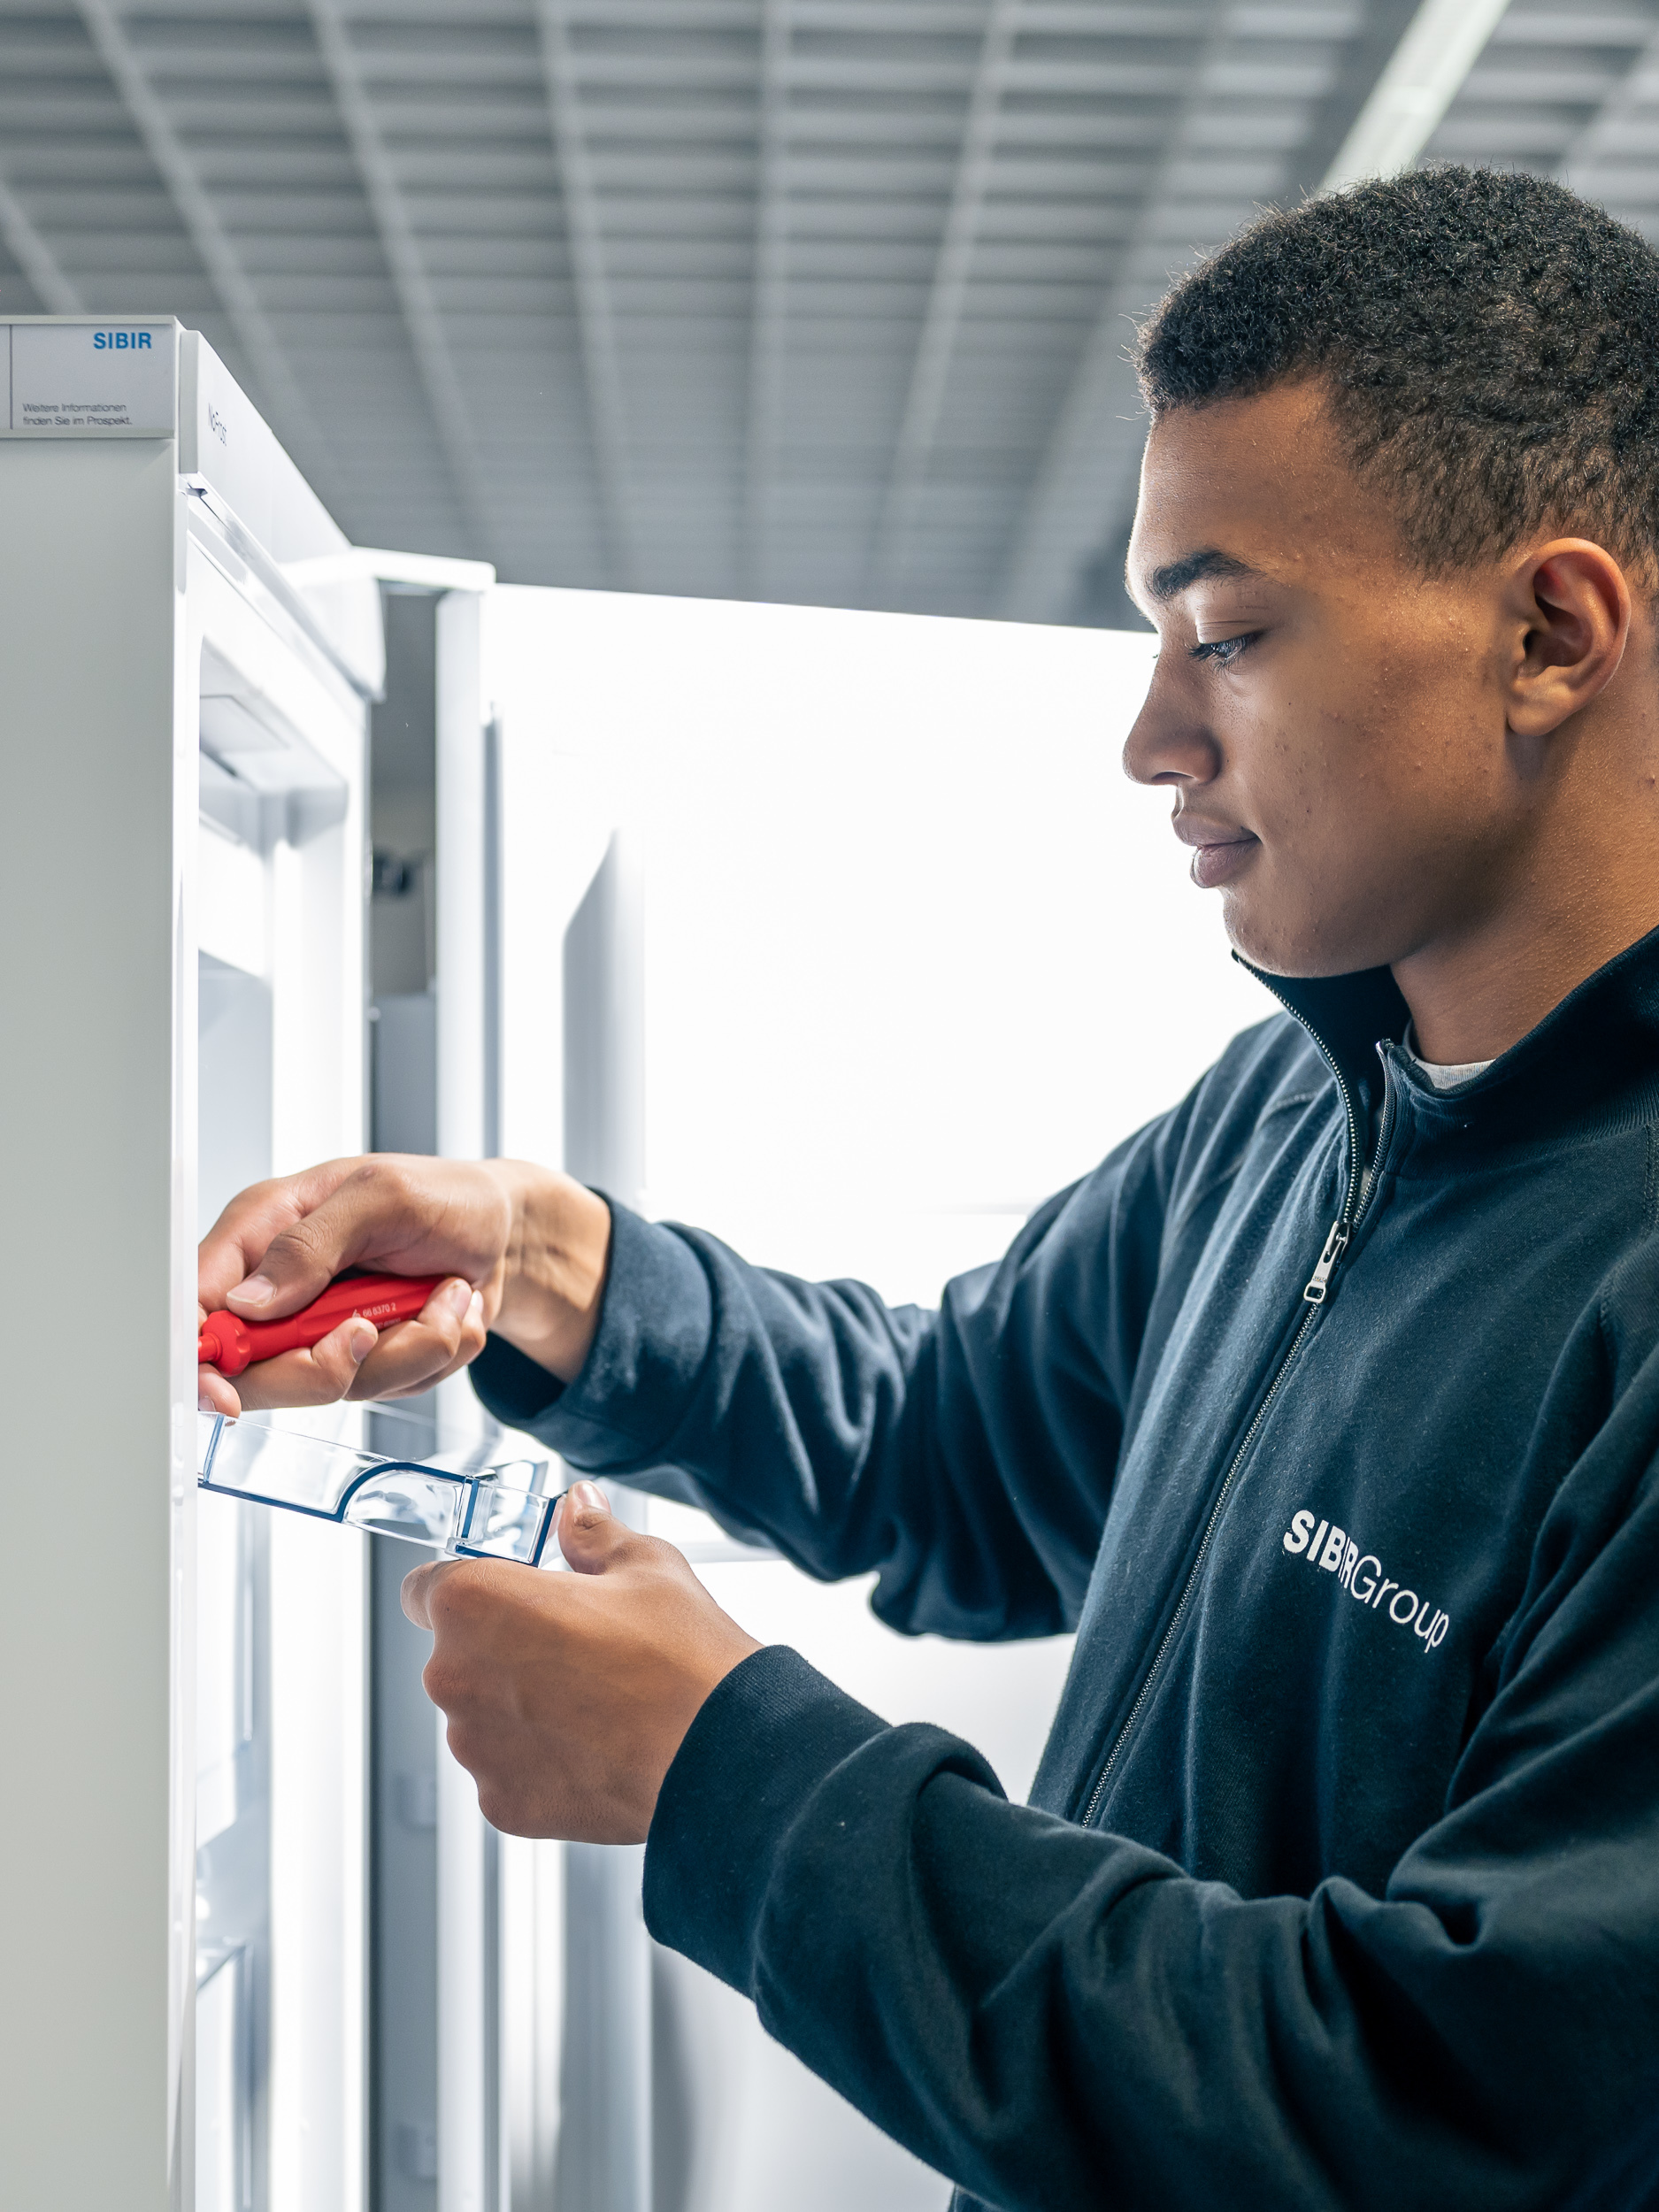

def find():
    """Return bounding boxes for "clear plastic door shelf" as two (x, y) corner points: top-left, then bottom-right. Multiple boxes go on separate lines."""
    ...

(197, 1406), (561, 1563)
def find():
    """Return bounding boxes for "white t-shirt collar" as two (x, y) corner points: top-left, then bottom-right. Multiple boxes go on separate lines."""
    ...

(1402, 1021), (1494, 1092)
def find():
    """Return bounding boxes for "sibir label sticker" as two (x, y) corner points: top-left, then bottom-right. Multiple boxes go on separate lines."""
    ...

(10, 320), (176, 432)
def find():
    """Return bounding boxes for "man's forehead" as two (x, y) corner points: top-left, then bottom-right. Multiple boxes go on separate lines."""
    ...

(1129, 387), (1388, 606)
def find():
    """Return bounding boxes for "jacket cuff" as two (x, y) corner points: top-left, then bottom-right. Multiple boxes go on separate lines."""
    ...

(468, 1197), (715, 1469)
(642, 1644), (888, 1993)
(468, 1329), (565, 1428)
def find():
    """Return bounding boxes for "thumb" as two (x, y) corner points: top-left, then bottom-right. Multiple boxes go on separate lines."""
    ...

(557, 1481), (637, 1576)
(224, 1215), (343, 1319)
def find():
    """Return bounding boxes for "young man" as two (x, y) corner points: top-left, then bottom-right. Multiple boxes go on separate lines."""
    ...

(199, 168), (1659, 2207)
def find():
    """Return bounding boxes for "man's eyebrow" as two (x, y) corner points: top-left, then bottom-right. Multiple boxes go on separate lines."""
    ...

(1143, 548), (1261, 603)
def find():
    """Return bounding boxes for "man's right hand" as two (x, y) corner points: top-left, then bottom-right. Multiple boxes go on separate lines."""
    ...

(196, 1155), (612, 1417)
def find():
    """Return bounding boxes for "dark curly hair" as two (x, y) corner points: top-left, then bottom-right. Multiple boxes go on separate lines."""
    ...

(1137, 166), (1659, 588)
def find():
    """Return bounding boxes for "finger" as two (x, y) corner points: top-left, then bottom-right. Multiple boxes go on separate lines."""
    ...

(401, 1556), (460, 1632)
(223, 1160), (437, 1321)
(369, 1291), (489, 1398)
(198, 1365), (242, 1418)
(345, 1280), (480, 1402)
(556, 1480), (640, 1576)
(228, 1317), (379, 1411)
(199, 1179), (307, 1313)
(197, 1161), (359, 1315)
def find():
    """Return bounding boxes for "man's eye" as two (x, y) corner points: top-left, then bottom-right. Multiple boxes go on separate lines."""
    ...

(1191, 633), (1258, 665)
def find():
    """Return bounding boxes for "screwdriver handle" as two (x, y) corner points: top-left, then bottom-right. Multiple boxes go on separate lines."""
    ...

(198, 1272), (447, 1379)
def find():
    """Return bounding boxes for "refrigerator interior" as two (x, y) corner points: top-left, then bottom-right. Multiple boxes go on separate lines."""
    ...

(191, 413), (375, 2212)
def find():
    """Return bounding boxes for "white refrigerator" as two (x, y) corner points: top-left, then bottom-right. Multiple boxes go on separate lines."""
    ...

(0, 317), (488, 2212)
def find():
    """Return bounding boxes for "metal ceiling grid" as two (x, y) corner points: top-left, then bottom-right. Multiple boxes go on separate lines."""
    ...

(1426, 0), (1659, 235)
(2, 1), (1658, 624)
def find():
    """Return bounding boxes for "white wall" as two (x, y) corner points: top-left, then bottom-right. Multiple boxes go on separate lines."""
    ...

(491, 590), (1269, 1299)
(487, 588), (1274, 2212)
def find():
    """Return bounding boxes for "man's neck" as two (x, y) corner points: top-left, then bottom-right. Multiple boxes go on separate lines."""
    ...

(1394, 857), (1659, 1065)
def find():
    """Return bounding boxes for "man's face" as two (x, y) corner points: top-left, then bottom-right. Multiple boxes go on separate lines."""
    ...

(1124, 380), (1523, 978)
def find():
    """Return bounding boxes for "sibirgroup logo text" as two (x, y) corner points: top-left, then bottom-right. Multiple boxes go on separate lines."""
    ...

(1283, 1509), (1448, 1652)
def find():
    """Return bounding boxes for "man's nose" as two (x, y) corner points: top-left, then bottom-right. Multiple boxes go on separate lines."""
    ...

(1122, 657), (1219, 789)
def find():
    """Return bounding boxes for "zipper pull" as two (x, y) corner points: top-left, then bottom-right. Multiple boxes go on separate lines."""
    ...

(1303, 1221), (1348, 1305)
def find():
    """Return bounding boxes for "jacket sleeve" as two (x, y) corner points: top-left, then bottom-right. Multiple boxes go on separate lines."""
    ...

(641, 1388), (1659, 2212)
(470, 1084), (1200, 1640)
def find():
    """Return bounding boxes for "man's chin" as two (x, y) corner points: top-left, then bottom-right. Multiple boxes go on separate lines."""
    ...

(1219, 893), (1382, 982)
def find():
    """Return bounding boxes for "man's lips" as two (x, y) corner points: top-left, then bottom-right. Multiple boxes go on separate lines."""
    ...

(1171, 812), (1260, 890)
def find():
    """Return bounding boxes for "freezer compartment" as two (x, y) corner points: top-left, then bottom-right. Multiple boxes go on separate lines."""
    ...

(198, 1407), (559, 1563)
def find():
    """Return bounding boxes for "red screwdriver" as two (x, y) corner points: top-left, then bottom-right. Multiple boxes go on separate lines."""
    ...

(198, 1271), (448, 1379)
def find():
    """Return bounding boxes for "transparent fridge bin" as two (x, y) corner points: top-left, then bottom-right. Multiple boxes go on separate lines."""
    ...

(197, 1404), (562, 1563)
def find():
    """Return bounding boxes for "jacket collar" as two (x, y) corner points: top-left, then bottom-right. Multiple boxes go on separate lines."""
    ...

(1239, 920), (1659, 1147)
(1243, 960), (1409, 1112)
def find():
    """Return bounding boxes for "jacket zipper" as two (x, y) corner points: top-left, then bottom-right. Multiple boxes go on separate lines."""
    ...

(1079, 1024), (1394, 1830)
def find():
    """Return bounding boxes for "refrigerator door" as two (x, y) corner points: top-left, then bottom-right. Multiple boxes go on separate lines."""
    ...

(0, 317), (384, 2212)
(1, 389), (189, 2212)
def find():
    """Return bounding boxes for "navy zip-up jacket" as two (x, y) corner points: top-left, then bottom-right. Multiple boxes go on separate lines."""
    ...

(472, 934), (1659, 2209)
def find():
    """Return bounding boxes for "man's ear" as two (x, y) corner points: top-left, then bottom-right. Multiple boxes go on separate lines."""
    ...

(1503, 538), (1632, 741)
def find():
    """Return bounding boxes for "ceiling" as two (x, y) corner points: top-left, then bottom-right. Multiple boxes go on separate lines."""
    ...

(3, 0), (1656, 625)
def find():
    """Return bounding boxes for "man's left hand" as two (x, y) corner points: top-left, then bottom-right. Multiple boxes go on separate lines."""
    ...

(402, 1483), (762, 1843)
